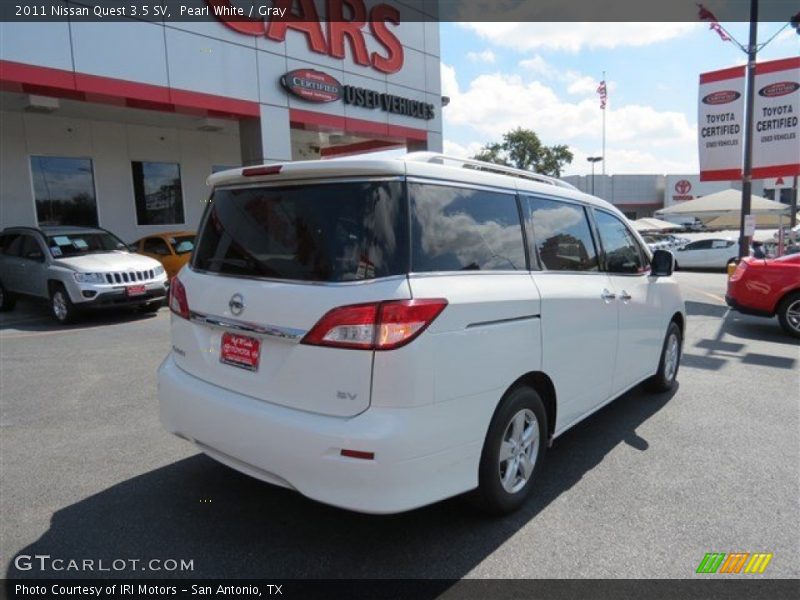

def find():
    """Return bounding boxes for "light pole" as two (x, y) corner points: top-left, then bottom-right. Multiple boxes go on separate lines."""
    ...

(587, 156), (603, 196)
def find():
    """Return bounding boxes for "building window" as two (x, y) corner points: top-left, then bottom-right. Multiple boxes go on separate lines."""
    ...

(131, 161), (185, 225)
(30, 156), (99, 227)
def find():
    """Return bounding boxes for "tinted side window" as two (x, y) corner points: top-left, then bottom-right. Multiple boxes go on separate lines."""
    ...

(143, 237), (171, 255)
(524, 196), (598, 272)
(593, 210), (647, 274)
(685, 240), (713, 250)
(4, 235), (25, 257)
(409, 183), (526, 272)
(20, 235), (45, 261)
(0, 234), (20, 255)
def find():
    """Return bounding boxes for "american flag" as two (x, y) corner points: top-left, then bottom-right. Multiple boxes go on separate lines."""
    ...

(697, 3), (731, 42)
(596, 80), (607, 110)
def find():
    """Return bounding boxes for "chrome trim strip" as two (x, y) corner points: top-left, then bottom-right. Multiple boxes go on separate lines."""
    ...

(189, 311), (307, 342)
(466, 314), (540, 329)
(187, 267), (409, 287)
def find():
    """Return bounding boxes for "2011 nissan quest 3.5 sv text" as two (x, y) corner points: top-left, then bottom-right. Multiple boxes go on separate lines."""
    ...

(158, 153), (685, 515)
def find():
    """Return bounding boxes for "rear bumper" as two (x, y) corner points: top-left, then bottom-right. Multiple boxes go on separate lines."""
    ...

(157, 354), (480, 514)
(725, 294), (773, 318)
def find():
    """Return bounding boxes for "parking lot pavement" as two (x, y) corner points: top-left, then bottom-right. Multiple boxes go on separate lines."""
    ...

(1, 271), (798, 579)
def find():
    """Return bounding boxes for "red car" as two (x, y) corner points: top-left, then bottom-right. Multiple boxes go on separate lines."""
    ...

(726, 254), (800, 338)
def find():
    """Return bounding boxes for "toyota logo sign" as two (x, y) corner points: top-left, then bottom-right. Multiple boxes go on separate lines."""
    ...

(675, 180), (692, 195)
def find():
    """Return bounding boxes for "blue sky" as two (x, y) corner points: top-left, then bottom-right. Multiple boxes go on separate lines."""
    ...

(438, 22), (799, 176)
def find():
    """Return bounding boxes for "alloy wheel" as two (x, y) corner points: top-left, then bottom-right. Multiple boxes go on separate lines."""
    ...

(786, 300), (800, 334)
(53, 291), (68, 321)
(664, 332), (680, 382)
(498, 408), (539, 494)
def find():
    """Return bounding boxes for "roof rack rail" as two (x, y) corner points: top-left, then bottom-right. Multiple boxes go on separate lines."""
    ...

(402, 152), (577, 190)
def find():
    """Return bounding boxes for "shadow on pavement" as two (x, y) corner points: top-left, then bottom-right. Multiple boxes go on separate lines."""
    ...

(682, 301), (798, 372)
(6, 385), (677, 579)
(685, 300), (728, 319)
(0, 298), (164, 333)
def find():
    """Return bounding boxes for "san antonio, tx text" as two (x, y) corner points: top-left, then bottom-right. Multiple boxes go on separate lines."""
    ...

(15, 584), (280, 596)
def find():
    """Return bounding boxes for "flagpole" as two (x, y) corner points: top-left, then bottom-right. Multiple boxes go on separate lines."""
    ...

(602, 70), (606, 176)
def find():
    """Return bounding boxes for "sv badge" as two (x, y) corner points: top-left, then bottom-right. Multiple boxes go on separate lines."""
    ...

(336, 391), (358, 401)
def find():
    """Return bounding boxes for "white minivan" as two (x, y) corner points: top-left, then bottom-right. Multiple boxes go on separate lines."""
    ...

(159, 154), (685, 515)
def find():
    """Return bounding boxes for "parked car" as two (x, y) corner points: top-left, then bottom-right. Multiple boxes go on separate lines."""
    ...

(641, 234), (670, 253)
(726, 254), (800, 338)
(158, 154), (685, 515)
(657, 234), (690, 250)
(0, 226), (168, 323)
(674, 238), (742, 269)
(132, 231), (196, 279)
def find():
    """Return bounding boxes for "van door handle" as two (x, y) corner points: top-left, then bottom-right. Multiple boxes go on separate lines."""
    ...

(601, 289), (616, 302)
(620, 291), (632, 302)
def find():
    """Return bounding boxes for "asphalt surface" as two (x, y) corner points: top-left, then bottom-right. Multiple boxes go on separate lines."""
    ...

(1, 272), (798, 579)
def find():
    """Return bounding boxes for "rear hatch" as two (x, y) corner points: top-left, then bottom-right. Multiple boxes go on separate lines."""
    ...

(171, 178), (409, 417)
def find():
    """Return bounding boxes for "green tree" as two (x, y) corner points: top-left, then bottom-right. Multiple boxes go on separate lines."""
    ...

(473, 127), (574, 177)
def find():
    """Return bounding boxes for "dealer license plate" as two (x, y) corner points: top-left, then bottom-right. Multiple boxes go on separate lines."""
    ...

(220, 332), (261, 372)
(126, 284), (146, 297)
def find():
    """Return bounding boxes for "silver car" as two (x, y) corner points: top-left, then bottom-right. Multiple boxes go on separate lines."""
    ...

(0, 226), (168, 324)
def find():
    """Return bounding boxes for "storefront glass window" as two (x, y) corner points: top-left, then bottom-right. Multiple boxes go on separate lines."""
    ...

(30, 156), (99, 227)
(132, 161), (185, 225)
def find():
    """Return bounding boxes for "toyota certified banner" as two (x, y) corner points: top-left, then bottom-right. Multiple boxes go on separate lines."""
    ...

(698, 65), (745, 181)
(752, 57), (800, 179)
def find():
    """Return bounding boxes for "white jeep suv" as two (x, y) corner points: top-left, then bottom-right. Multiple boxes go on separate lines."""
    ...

(0, 226), (168, 323)
(158, 154), (685, 515)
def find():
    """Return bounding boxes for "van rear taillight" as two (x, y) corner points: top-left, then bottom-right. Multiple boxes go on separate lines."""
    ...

(169, 277), (190, 319)
(302, 299), (447, 351)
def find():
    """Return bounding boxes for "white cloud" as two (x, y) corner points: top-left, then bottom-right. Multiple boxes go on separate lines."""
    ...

(518, 55), (557, 78)
(566, 75), (600, 96)
(440, 64), (697, 174)
(460, 22), (698, 53)
(443, 139), (485, 158)
(466, 49), (496, 64)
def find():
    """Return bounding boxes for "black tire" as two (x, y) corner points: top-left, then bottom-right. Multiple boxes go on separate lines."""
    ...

(49, 283), (78, 325)
(473, 386), (547, 515)
(776, 291), (800, 339)
(646, 321), (682, 392)
(0, 279), (16, 311)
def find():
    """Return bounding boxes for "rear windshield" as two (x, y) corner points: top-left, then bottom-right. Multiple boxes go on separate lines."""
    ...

(193, 181), (407, 282)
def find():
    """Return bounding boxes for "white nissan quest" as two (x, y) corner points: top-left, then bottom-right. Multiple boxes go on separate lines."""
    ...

(158, 153), (685, 515)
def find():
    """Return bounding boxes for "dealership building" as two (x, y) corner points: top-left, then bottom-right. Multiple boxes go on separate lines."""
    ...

(561, 173), (794, 221)
(0, 1), (442, 242)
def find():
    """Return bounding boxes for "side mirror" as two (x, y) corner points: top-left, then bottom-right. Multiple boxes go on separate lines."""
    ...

(651, 249), (674, 277)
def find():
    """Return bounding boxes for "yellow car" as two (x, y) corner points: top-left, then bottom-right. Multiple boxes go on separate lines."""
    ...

(132, 231), (196, 279)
